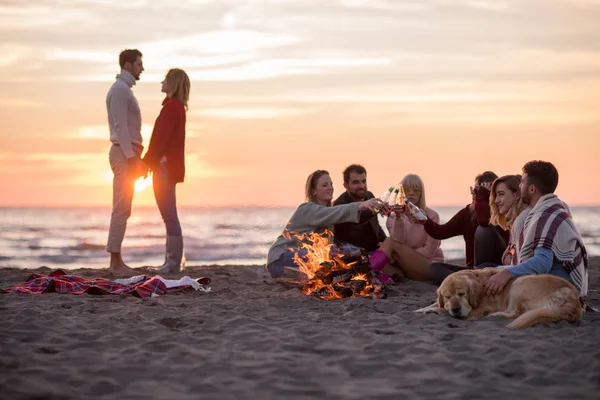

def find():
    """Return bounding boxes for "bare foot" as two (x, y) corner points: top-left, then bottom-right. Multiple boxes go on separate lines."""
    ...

(107, 262), (138, 277)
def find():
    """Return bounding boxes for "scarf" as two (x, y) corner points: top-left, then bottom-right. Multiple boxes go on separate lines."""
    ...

(519, 194), (594, 312)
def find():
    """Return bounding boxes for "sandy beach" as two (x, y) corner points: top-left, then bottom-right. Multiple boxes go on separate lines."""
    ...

(1, 259), (599, 400)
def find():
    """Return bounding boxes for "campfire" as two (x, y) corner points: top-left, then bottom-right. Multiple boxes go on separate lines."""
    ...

(283, 230), (387, 300)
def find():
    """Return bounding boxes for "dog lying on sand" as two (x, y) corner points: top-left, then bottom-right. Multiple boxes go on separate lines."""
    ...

(415, 268), (582, 329)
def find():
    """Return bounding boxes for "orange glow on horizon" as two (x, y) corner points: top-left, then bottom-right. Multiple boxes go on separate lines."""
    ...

(0, 1), (599, 207)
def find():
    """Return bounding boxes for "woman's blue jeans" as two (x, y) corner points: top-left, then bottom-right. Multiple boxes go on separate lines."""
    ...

(153, 162), (182, 237)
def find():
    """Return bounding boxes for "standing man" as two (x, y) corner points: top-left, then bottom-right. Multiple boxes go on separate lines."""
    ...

(333, 164), (387, 253)
(483, 160), (594, 311)
(106, 49), (145, 276)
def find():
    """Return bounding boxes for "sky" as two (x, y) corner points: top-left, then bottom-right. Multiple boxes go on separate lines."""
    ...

(0, 0), (599, 207)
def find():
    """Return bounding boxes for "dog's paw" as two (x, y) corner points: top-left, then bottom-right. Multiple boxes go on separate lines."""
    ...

(414, 305), (442, 314)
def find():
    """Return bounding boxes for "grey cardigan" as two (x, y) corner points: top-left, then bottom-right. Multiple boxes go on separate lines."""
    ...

(267, 201), (361, 265)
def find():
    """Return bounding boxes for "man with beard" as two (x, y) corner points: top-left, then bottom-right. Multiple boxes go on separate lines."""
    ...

(105, 49), (146, 276)
(483, 161), (593, 311)
(333, 164), (388, 254)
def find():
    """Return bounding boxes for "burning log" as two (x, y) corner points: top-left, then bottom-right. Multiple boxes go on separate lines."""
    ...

(286, 230), (388, 300)
(301, 257), (387, 300)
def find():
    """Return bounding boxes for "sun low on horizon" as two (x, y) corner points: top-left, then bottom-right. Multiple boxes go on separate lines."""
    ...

(0, 0), (599, 208)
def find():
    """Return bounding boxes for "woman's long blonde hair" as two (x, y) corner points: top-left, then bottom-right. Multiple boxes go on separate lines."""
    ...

(401, 174), (427, 211)
(489, 174), (527, 230)
(165, 68), (191, 109)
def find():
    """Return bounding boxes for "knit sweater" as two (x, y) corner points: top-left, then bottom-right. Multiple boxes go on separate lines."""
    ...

(106, 70), (143, 159)
(267, 202), (361, 265)
(143, 97), (187, 183)
(424, 201), (510, 267)
(503, 206), (532, 265)
(387, 207), (444, 262)
(333, 191), (387, 251)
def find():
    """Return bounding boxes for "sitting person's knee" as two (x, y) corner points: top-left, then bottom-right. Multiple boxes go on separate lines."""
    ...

(267, 263), (285, 278)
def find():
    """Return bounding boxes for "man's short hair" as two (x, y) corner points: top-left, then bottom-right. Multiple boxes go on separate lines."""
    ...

(119, 49), (143, 68)
(342, 164), (367, 184)
(522, 160), (559, 195)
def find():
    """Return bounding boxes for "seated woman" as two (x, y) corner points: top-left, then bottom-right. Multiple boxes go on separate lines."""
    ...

(421, 171), (509, 267)
(488, 175), (530, 266)
(383, 174), (444, 281)
(429, 174), (529, 284)
(473, 177), (510, 267)
(266, 170), (380, 278)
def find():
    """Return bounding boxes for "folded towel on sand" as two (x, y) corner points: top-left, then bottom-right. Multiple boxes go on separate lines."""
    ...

(0, 270), (211, 298)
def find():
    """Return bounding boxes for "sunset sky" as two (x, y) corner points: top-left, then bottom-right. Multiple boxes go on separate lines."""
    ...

(1, 0), (599, 207)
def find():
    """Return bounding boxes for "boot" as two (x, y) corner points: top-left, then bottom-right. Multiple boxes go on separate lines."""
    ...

(369, 249), (390, 272)
(149, 236), (184, 274)
(156, 237), (169, 270)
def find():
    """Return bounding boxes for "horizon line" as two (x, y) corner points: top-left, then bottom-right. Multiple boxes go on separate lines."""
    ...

(2, 203), (600, 209)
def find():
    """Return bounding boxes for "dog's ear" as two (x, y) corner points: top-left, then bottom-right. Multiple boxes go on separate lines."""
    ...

(468, 277), (483, 309)
(436, 287), (444, 308)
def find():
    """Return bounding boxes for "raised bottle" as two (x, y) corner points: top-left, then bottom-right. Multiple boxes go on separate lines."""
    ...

(406, 200), (427, 222)
(387, 186), (400, 206)
(373, 186), (394, 213)
(396, 184), (406, 206)
(379, 186), (394, 203)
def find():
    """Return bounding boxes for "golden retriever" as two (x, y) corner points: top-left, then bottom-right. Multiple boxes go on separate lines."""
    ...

(415, 268), (582, 329)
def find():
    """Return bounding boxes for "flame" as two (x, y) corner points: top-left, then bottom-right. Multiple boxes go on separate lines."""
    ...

(351, 273), (368, 281)
(286, 230), (378, 300)
(290, 230), (334, 279)
(134, 175), (153, 192)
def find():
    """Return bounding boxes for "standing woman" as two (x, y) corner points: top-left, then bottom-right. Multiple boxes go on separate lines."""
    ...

(143, 68), (191, 273)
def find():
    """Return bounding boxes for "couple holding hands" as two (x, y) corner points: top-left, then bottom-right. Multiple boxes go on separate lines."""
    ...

(105, 49), (190, 277)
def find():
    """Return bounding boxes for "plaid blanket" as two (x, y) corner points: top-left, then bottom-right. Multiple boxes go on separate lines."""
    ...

(0, 270), (210, 298)
(519, 194), (594, 311)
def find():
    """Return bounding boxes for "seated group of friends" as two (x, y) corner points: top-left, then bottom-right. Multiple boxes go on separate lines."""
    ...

(266, 160), (593, 311)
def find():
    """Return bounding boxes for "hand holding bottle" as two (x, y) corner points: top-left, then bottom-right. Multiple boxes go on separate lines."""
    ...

(406, 201), (428, 224)
(359, 197), (383, 212)
(389, 204), (406, 220)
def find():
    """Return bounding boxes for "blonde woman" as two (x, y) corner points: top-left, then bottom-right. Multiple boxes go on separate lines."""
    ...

(427, 174), (531, 285)
(142, 68), (191, 273)
(266, 170), (381, 278)
(385, 174), (444, 281)
(489, 174), (530, 266)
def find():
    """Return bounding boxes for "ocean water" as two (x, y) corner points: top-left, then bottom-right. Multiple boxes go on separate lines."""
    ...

(0, 206), (599, 270)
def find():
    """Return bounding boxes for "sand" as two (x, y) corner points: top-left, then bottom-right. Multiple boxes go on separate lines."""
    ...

(1, 259), (599, 400)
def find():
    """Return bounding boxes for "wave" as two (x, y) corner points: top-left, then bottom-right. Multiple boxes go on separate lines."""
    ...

(214, 223), (281, 232)
(128, 234), (168, 239)
(68, 242), (106, 251)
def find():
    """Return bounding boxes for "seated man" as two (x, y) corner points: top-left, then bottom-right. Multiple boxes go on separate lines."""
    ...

(333, 164), (386, 253)
(483, 160), (594, 311)
(332, 164), (400, 281)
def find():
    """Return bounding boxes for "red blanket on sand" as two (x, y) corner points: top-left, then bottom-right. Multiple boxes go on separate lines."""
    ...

(0, 270), (194, 298)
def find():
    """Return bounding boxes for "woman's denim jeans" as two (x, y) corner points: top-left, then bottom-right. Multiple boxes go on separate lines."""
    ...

(153, 162), (182, 237)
